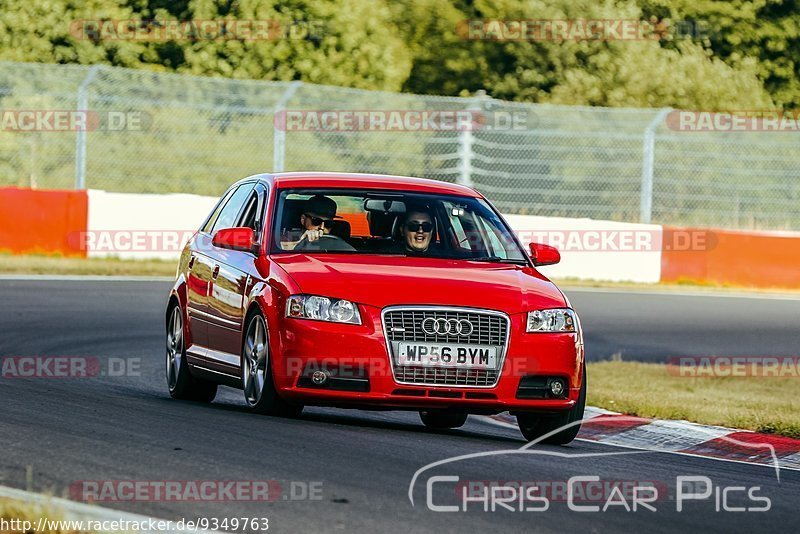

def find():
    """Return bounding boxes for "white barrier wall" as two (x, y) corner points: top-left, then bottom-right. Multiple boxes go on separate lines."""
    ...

(503, 214), (663, 283)
(87, 190), (218, 260)
(86, 190), (662, 282)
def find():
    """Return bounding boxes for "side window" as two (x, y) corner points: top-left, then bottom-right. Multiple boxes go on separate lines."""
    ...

(237, 184), (267, 235)
(201, 187), (237, 234)
(211, 184), (254, 234)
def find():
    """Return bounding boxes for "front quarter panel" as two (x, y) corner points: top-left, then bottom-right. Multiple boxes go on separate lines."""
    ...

(165, 239), (205, 355)
(250, 256), (302, 388)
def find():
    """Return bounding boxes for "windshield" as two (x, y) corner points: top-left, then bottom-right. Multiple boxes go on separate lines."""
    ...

(271, 189), (528, 264)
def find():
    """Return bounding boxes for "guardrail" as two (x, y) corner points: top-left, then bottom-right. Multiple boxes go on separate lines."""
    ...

(3, 187), (799, 288)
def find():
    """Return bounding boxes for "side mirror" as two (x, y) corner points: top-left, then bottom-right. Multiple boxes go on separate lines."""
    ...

(529, 242), (560, 266)
(212, 227), (256, 253)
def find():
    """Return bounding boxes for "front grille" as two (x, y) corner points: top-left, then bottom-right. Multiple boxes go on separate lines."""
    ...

(394, 366), (499, 387)
(384, 307), (509, 387)
(384, 309), (507, 346)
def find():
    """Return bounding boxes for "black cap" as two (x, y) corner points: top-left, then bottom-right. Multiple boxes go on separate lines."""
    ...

(304, 195), (339, 219)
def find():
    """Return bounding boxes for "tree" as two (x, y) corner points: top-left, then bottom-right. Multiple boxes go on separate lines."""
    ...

(640, 0), (800, 109)
(158, 0), (413, 91)
(392, 0), (774, 109)
(0, 0), (156, 68)
(0, 0), (413, 91)
(0, 0), (790, 107)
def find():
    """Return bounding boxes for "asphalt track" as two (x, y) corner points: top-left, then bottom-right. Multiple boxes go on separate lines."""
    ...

(1, 279), (799, 533)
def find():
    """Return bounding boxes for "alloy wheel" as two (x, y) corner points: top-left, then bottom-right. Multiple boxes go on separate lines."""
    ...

(166, 306), (183, 391)
(243, 315), (269, 406)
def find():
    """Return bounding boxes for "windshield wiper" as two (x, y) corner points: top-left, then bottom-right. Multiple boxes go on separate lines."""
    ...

(468, 256), (528, 265)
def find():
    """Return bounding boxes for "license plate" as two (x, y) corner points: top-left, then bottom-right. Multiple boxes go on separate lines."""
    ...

(395, 342), (498, 369)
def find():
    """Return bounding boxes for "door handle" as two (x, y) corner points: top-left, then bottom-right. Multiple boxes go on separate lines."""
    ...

(212, 265), (220, 279)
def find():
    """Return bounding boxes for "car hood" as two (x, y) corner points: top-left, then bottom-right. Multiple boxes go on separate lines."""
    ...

(272, 254), (566, 314)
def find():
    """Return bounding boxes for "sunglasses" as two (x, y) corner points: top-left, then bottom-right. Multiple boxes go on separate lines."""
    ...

(305, 214), (333, 226)
(406, 221), (433, 233)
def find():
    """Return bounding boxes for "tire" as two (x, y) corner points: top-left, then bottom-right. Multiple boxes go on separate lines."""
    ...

(517, 365), (587, 445)
(166, 303), (217, 402)
(419, 410), (468, 429)
(241, 312), (303, 417)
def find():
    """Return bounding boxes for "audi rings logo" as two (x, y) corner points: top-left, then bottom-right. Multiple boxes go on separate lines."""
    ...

(421, 318), (474, 336)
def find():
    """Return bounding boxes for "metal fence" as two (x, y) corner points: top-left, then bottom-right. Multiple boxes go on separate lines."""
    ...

(1, 60), (799, 230)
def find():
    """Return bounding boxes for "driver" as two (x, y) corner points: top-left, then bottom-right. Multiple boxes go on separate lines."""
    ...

(282, 195), (338, 249)
(300, 195), (338, 242)
(284, 195), (355, 252)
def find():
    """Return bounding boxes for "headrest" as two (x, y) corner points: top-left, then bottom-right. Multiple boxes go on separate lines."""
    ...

(328, 219), (351, 240)
(282, 198), (306, 230)
(366, 210), (398, 237)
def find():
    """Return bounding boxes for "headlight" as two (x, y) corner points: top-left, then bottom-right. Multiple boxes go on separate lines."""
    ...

(286, 294), (362, 325)
(526, 308), (578, 333)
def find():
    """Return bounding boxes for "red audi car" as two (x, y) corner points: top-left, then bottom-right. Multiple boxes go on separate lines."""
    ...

(165, 172), (585, 444)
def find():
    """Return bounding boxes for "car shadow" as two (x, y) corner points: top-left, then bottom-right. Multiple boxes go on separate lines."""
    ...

(298, 409), (526, 445)
(161, 394), (526, 445)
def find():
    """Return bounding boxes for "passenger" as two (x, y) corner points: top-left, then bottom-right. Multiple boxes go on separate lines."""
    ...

(400, 207), (435, 253)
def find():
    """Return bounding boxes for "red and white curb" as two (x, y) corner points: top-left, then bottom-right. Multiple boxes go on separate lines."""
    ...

(485, 407), (800, 472)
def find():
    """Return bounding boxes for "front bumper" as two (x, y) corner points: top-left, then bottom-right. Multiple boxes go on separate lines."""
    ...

(271, 304), (584, 414)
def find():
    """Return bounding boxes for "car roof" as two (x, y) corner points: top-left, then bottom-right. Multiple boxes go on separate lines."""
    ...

(249, 172), (482, 198)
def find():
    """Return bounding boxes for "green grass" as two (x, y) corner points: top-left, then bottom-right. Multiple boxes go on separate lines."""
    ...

(0, 253), (175, 277)
(588, 361), (800, 439)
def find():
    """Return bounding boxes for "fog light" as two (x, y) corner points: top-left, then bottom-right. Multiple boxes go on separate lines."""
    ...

(311, 370), (329, 385)
(549, 379), (566, 397)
